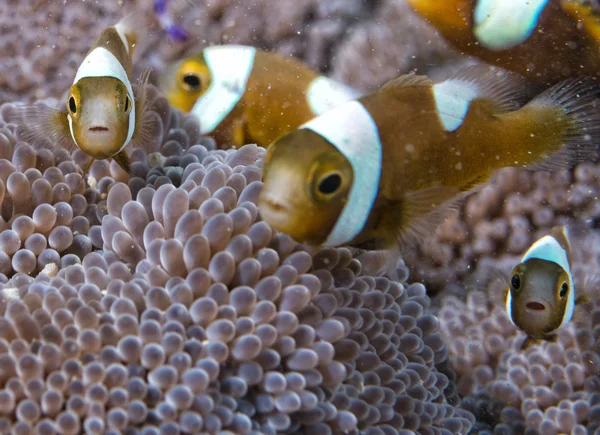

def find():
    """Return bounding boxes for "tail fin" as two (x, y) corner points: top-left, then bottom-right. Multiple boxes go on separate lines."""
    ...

(524, 77), (600, 171)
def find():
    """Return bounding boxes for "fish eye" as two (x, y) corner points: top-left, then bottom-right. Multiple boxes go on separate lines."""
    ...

(318, 172), (343, 195)
(559, 282), (568, 298)
(124, 96), (130, 113)
(510, 273), (521, 290)
(182, 73), (201, 91)
(68, 96), (77, 114)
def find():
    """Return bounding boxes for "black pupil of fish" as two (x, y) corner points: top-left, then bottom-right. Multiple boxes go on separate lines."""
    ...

(511, 274), (520, 290)
(183, 74), (201, 89)
(318, 173), (342, 195)
(69, 97), (76, 113)
(124, 96), (129, 112)
(560, 282), (568, 297)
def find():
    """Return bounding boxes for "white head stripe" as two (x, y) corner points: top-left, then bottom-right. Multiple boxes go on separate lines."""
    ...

(473, 0), (549, 51)
(67, 114), (78, 148)
(432, 80), (479, 132)
(521, 234), (575, 328)
(306, 76), (360, 116)
(505, 289), (516, 326)
(300, 100), (382, 247)
(72, 47), (136, 148)
(522, 235), (570, 273)
(191, 45), (256, 135)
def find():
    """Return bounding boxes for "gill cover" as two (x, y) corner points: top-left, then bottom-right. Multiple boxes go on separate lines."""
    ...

(300, 101), (382, 247)
(190, 45), (256, 135)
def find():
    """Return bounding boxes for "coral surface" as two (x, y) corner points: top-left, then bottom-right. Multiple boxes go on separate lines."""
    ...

(0, 92), (472, 432)
(2, 0), (600, 434)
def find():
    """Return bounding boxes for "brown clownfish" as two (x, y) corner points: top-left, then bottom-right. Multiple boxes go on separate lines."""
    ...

(258, 67), (600, 255)
(506, 225), (591, 349)
(407, 0), (600, 84)
(159, 45), (360, 148)
(4, 12), (159, 174)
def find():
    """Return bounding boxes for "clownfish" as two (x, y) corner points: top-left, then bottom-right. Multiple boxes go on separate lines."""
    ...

(258, 67), (600, 253)
(407, 0), (600, 84)
(4, 12), (158, 174)
(506, 225), (590, 349)
(159, 45), (360, 148)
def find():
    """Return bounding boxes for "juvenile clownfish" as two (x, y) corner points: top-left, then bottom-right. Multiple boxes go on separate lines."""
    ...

(506, 225), (589, 349)
(5, 13), (158, 174)
(407, 0), (600, 84)
(258, 67), (600, 253)
(159, 45), (360, 148)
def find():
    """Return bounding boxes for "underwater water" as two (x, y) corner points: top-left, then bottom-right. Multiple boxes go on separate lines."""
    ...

(0, 0), (598, 434)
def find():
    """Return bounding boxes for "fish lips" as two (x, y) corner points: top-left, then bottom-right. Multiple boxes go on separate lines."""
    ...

(525, 300), (547, 312)
(88, 125), (110, 133)
(259, 194), (295, 224)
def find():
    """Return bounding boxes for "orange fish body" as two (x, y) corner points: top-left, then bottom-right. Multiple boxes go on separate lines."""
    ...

(259, 67), (600, 252)
(407, 0), (600, 84)
(160, 45), (360, 148)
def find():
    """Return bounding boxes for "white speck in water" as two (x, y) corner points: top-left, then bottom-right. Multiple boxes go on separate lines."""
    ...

(405, 143), (415, 153)
(455, 162), (463, 171)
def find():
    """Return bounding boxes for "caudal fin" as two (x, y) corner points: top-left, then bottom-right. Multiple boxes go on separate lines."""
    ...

(524, 77), (600, 171)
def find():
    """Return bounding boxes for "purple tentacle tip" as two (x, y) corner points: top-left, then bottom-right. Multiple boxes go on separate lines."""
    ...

(167, 25), (189, 42)
(153, 0), (168, 15)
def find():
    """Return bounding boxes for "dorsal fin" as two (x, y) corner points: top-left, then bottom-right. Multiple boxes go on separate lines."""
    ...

(380, 73), (433, 92)
(442, 65), (529, 112)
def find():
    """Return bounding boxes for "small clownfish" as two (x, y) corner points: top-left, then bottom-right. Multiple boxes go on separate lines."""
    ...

(506, 225), (590, 349)
(258, 67), (600, 253)
(406, 0), (600, 84)
(158, 45), (360, 148)
(5, 13), (159, 174)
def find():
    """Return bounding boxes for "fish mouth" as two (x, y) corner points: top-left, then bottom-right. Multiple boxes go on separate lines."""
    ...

(525, 301), (546, 311)
(260, 195), (290, 213)
(88, 126), (110, 133)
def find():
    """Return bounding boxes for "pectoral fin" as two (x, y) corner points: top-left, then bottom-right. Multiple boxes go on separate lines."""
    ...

(3, 103), (75, 153)
(130, 68), (163, 154)
(390, 185), (464, 249)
